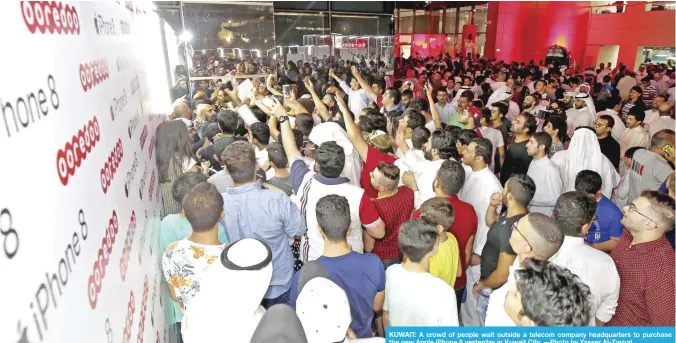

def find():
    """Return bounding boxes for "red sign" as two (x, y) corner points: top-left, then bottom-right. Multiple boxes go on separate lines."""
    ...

(338, 39), (367, 49)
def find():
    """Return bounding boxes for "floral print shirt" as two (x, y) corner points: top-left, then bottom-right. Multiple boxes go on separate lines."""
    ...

(162, 239), (225, 311)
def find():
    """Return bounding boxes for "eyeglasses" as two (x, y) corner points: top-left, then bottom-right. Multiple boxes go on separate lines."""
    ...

(628, 203), (656, 223)
(511, 219), (532, 248)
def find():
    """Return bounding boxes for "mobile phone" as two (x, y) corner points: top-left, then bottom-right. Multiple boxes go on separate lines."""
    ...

(662, 144), (674, 156)
(283, 85), (291, 98)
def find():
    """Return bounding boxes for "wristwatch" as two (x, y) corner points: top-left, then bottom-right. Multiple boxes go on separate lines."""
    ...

(278, 115), (289, 123)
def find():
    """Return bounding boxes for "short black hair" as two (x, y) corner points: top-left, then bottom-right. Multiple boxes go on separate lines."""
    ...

(598, 114), (615, 129)
(403, 108), (426, 130)
(624, 146), (645, 158)
(249, 122), (270, 145)
(267, 142), (288, 168)
(458, 129), (478, 146)
(291, 129), (305, 150)
(171, 172), (208, 204)
(431, 129), (459, 160)
(409, 98), (430, 112)
(316, 194), (351, 242)
(627, 106), (646, 122)
(217, 110), (239, 134)
(507, 174), (536, 206)
(222, 141), (256, 183)
(520, 113), (537, 135)
(553, 191), (597, 236)
(524, 213), (565, 259)
(514, 258), (592, 326)
(204, 123), (221, 143)
(398, 219), (439, 263)
(412, 126), (431, 149)
(252, 108), (268, 123)
(182, 182), (224, 232)
(401, 89), (413, 98)
(480, 107), (492, 124)
(315, 141), (345, 178)
(641, 190), (676, 232)
(532, 132), (552, 153)
(295, 113), (314, 137)
(386, 88), (402, 105)
(472, 137), (493, 165)
(492, 101), (508, 116)
(437, 160), (465, 196)
(367, 114), (387, 132)
(574, 170), (602, 195)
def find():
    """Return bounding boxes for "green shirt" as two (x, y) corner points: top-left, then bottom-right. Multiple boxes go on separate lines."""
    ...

(448, 112), (465, 129)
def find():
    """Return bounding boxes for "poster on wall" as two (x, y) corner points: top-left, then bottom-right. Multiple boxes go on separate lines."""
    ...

(0, 2), (171, 343)
(461, 24), (477, 57)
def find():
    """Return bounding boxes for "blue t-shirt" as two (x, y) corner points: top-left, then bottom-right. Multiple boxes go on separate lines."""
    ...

(585, 196), (623, 245)
(289, 251), (385, 338)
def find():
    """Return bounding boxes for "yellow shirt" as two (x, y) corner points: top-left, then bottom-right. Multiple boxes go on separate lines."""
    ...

(429, 232), (460, 287)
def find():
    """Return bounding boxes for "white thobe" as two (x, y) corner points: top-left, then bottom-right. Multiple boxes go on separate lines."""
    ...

(507, 101), (521, 121)
(647, 116), (676, 140)
(619, 126), (649, 158)
(458, 166), (503, 327)
(404, 154), (471, 209)
(526, 157), (562, 216)
(643, 109), (660, 126)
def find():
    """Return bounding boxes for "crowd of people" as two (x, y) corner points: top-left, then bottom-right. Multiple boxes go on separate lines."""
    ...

(158, 52), (675, 342)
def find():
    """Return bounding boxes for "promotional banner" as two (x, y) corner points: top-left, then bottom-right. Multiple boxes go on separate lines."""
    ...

(461, 24), (477, 57)
(0, 2), (171, 343)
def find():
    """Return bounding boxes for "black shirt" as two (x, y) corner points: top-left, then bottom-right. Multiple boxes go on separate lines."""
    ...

(598, 135), (621, 169)
(480, 213), (526, 279)
(500, 139), (532, 185)
(199, 136), (247, 171)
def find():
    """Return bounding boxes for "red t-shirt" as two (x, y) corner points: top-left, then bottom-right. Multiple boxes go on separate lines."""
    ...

(377, 94), (383, 109)
(372, 186), (415, 260)
(360, 145), (397, 199)
(412, 195), (478, 289)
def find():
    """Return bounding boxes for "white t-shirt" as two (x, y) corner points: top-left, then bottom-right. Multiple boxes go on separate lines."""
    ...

(478, 126), (505, 172)
(383, 264), (459, 326)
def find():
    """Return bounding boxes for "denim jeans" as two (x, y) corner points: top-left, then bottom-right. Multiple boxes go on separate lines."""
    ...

(477, 287), (493, 325)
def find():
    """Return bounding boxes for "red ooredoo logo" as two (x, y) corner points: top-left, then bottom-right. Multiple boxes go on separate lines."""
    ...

(123, 291), (136, 343)
(148, 134), (156, 159)
(139, 125), (148, 150)
(80, 58), (109, 92)
(57, 116), (101, 185)
(120, 211), (136, 281)
(21, 1), (80, 35)
(148, 170), (156, 201)
(101, 139), (124, 194)
(137, 276), (149, 343)
(88, 210), (119, 309)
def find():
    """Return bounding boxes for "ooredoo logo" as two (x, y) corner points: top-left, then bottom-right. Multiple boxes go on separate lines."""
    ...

(148, 170), (156, 201)
(137, 276), (149, 343)
(120, 211), (136, 281)
(87, 210), (119, 309)
(148, 134), (156, 159)
(56, 116), (101, 185)
(124, 153), (139, 197)
(21, 1), (80, 35)
(80, 58), (109, 92)
(139, 125), (148, 150)
(122, 291), (135, 343)
(100, 139), (124, 194)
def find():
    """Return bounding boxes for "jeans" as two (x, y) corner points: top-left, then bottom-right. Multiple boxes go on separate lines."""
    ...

(261, 289), (290, 309)
(477, 287), (493, 325)
(454, 286), (465, 317)
(382, 256), (403, 270)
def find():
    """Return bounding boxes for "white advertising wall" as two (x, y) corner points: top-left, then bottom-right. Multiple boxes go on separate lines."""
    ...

(1, 2), (171, 343)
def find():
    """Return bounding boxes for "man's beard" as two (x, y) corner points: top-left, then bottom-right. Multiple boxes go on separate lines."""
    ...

(574, 104), (584, 110)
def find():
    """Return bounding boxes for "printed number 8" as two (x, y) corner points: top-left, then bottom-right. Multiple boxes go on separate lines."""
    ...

(0, 209), (18, 259)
